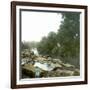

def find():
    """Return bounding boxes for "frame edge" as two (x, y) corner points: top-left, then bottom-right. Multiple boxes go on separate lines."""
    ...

(11, 1), (17, 89)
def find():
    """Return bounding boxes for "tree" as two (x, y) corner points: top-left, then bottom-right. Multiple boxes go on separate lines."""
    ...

(37, 32), (57, 57)
(21, 42), (30, 50)
(37, 36), (48, 55)
(57, 12), (80, 67)
(37, 12), (80, 68)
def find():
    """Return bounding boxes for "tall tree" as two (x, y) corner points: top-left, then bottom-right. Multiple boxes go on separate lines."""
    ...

(37, 32), (57, 57)
(57, 12), (80, 67)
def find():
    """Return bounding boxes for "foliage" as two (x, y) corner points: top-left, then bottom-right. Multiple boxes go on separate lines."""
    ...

(37, 32), (58, 57)
(37, 12), (80, 68)
(57, 12), (80, 67)
(21, 12), (80, 68)
(21, 41), (38, 50)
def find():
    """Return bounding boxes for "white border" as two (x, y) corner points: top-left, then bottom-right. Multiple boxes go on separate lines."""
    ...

(16, 6), (85, 85)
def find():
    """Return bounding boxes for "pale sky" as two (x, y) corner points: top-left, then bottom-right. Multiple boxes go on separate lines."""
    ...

(22, 11), (62, 42)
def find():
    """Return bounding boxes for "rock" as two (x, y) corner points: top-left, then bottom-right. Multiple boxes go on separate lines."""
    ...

(22, 64), (35, 78)
(73, 69), (80, 76)
(46, 69), (74, 77)
(21, 49), (80, 78)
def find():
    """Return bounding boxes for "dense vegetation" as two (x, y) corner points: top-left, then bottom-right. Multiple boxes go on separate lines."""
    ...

(21, 12), (80, 68)
(37, 12), (80, 68)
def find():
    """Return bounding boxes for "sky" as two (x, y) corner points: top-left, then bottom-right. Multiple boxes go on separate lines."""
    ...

(22, 11), (62, 42)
